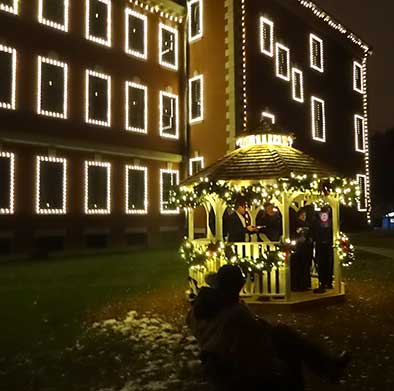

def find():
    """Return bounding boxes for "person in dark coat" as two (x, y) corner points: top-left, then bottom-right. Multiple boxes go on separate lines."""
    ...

(291, 208), (313, 291)
(187, 265), (351, 391)
(256, 203), (283, 242)
(312, 206), (334, 293)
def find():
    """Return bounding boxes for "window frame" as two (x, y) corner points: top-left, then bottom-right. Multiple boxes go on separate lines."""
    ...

(275, 43), (290, 81)
(160, 168), (179, 215)
(354, 114), (365, 153)
(260, 16), (274, 57)
(0, 151), (15, 215)
(188, 0), (203, 42)
(84, 161), (111, 215)
(38, 0), (69, 32)
(125, 81), (147, 134)
(356, 174), (367, 212)
(0, 0), (18, 15)
(310, 33), (324, 73)
(125, 8), (147, 60)
(353, 61), (364, 94)
(0, 44), (16, 111)
(189, 156), (204, 176)
(37, 56), (68, 119)
(311, 96), (326, 142)
(36, 156), (67, 215)
(85, 0), (112, 47)
(160, 91), (179, 139)
(189, 74), (204, 124)
(159, 23), (179, 71)
(125, 165), (148, 215)
(291, 67), (304, 103)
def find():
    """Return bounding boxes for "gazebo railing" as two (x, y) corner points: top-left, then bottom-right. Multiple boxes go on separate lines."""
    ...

(189, 240), (287, 299)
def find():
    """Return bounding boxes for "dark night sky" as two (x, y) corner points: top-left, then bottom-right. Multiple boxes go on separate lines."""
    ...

(314, 0), (394, 133)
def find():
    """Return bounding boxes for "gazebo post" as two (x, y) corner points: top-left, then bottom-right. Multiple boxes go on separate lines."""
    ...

(214, 197), (226, 241)
(331, 197), (342, 294)
(203, 202), (214, 240)
(187, 208), (194, 241)
(282, 192), (292, 300)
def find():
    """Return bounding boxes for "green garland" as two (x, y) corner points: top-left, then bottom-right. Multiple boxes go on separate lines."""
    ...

(169, 173), (360, 210)
(334, 232), (356, 268)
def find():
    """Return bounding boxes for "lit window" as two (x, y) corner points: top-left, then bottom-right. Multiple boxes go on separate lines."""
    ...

(0, 44), (16, 110)
(354, 114), (365, 153)
(292, 68), (304, 103)
(86, 0), (111, 47)
(311, 96), (326, 142)
(160, 91), (178, 139)
(159, 23), (178, 70)
(38, 0), (69, 32)
(357, 174), (367, 212)
(125, 8), (147, 60)
(189, 157), (204, 176)
(189, 74), (203, 123)
(36, 156), (67, 215)
(260, 16), (273, 57)
(125, 81), (147, 133)
(310, 33), (324, 73)
(353, 61), (364, 94)
(0, 152), (15, 215)
(275, 43), (290, 81)
(85, 70), (111, 127)
(37, 56), (68, 119)
(0, 0), (18, 15)
(262, 111), (275, 124)
(188, 0), (202, 42)
(84, 161), (111, 215)
(160, 169), (179, 215)
(125, 165), (147, 215)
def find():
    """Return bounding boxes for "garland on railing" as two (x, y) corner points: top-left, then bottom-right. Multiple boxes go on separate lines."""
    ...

(169, 173), (360, 210)
(334, 232), (356, 268)
(179, 239), (295, 274)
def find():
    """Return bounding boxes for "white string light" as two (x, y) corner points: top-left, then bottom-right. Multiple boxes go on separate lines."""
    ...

(356, 174), (367, 212)
(128, 0), (183, 24)
(260, 16), (274, 57)
(159, 90), (179, 139)
(159, 23), (179, 70)
(262, 111), (275, 124)
(125, 7), (147, 60)
(0, 44), (16, 110)
(354, 114), (365, 153)
(37, 56), (68, 119)
(353, 61), (364, 94)
(309, 33), (324, 73)
(291, 68), (304, 103)
(188, 0), (203, 42)
(189, 156), (204, 176)
(85, 69), (111, 127)
(0, 0), (18, 15)
(85, 0), (111, 47)
(241, 0), (247, 129)
(311, 96), (326, 142)
(38, 0), (69, 32)
(189, 74), (204, 124)
(0, 151), (15, 215)
(275, 43), (290, 81)
(36, 156), (67, 215)
(125, 81), (147, 133)
(160, 168), (179, 215)
(84, 160), (111, 215)
(125, 165), (148, 215)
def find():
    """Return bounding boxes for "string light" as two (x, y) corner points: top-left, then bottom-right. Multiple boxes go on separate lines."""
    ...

(85, 0), (111, 47)
(37, 56), (68, 119)
(311, 96), (326, 142)
(159, 91), (179, 139)
(125, 7), (147, 60)
(236, 133), (293, 148)
(0, 44), (16, 110)
(260, 16), (274, 57)
(36, 156), (67, 215)
(291, 68), (304, 103)
(356, 174), (367, 212)
(128, 0), (183, 24)
(160, 168), (179, 215)
(125, 165), (148, 215)
(240, 0), (247, 129)
(85, 69), (111, 127)
(354, 114), (365, 153)
(275, 43), (290, 81)
(159, 23), (178, 71)
(189, 74), (204, 124)
(84, 160), (111, 215)
(125, 81), (147, 133)
(262, 111), (275, 124)
(309, 33), (324, 73)
(353, 61), (364, 94)
(189, 156), (204, 176)
(38, 0), (69, 32)
(188, 0), (203, 42)
(0, 0), (18, 15)
(0, 152), (15, 215)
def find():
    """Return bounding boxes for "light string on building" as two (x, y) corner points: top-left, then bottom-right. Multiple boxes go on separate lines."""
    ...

(187, 0), (203, 42)
(160, 168), (179, 215)
(240, 0), (247, 130)
(0, 44), (16, 110)
(38, 0), (69, 32)
(189, 156), (204, 176)
(189, 74), (204, 124)
(260, 16), (274, 57)
(159, 90), (179, 139)
(86, 0), (112, 47)
(158, 22), (179, 71)
(356, 174), (367, 212)
(354, 114), (365, 153)
(309, 33), (324, 73)
(291, 68), (304, 103)
(0, 152), (15, 215)
(275, 43), (290, 82)
(125, 81), (148, 133)
(311, 96), (326, 142)
(125, 7), (148, 60)
(353, 61), (364, 94)
(0, 0), (18, 15)
(128, 0), (183, 24)
(125, 165), (148, 214)
(36, 156), (67, 215)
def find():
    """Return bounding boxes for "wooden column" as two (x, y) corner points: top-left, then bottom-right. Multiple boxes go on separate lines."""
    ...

(187, 208), (194, 241)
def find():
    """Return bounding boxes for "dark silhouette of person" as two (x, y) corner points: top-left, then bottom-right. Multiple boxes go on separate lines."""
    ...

(256, 203), (283, 242)
(187, 265), (351, 391)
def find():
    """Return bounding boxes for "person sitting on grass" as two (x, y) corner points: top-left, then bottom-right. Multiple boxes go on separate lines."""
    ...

(187, 264), (351, 391)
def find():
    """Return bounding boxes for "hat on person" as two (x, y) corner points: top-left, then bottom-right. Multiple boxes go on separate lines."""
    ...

(205, 264), (246, 296)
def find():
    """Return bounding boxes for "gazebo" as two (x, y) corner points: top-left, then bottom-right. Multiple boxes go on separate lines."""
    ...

(174, 129), (357, 305)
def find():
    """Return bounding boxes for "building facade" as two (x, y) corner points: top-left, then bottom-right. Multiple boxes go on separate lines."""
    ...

(0, 0), (371, 256)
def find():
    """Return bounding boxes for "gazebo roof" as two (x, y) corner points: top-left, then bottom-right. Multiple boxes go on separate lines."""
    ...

(183, 142), (337, 185)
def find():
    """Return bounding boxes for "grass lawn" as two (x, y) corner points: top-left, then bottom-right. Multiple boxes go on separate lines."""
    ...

(1, 231), (394, 391)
